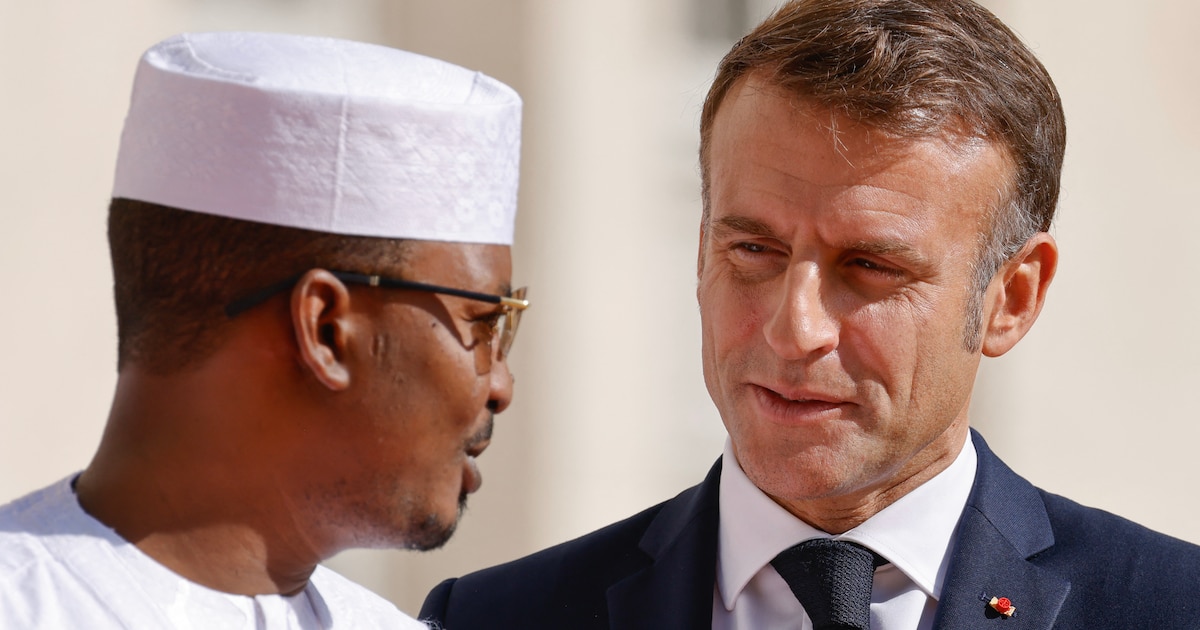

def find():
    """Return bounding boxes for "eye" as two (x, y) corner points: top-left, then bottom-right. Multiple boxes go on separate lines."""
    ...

(730, 240), (786, 258)
(722, 239), (788, 280)
(846, 256), (905, 278)
(735, 242), (769, 254)
(474, 310), (504, 330)
(466, 312), (503, 348)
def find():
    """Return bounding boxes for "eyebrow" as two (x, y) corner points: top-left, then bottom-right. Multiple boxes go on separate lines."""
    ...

(844, 239), (922, 260)
(708, 215), (779, 238)
(480, 282), (518, 312)
(458, 282), (516, 314)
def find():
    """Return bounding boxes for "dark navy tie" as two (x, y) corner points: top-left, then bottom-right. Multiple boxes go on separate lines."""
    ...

(770, 539), (884, 630)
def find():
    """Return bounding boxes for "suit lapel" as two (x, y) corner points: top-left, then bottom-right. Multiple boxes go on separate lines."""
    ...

(933, 431), (1070, 629)
(606, 459), (722, 630)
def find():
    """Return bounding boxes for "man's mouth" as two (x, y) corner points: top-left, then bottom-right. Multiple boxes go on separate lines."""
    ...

(751, 384), (851, 420)
(465, 415), (494, 457)
(757, 383), (844, 404)
(462, 416), (495, 494)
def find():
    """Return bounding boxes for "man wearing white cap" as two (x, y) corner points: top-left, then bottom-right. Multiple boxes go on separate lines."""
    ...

(0, 32), (525, 628)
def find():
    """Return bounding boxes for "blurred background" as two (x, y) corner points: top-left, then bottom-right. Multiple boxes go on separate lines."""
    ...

(2, 0), (1198, 615)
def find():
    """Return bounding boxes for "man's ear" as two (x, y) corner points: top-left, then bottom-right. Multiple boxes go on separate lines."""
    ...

(291, 269), (355, 390)
(981, 232), (1058, 357)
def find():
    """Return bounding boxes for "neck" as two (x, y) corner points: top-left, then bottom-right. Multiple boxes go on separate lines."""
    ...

(75, 367), (325, 596)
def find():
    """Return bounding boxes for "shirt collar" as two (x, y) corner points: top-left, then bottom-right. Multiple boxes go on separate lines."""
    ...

(716, 431), (977, 611)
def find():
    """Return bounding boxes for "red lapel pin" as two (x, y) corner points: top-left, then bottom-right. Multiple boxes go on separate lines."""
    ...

(988, 596), (1016, 618)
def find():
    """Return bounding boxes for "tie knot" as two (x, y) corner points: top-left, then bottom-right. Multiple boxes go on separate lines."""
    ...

(770, 539), (883, 630)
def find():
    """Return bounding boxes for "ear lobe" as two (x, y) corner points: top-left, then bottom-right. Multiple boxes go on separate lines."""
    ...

(291, 269), (354, 390)
(981, 232), (1058, 357)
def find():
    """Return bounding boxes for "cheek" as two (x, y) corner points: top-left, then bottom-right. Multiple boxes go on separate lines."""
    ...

(389, 325), (482, 400)
(851, 292), (976, 422)
(700, 278), (767, 352)
(838, 301), (928, 402)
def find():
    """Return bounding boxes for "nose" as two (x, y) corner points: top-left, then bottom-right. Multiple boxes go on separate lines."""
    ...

(763, 262), (838, 360)
(486, 353), (514, 414)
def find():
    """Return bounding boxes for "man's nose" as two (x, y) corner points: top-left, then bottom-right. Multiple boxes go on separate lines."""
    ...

(763, 263), (838, 360)
(486, 352), (515, 414)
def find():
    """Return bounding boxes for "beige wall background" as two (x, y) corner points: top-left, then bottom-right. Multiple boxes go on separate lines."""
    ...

(2, 0), (1197, 615)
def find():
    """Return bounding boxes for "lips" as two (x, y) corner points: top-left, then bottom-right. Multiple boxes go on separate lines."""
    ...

(462, 455), (483, 494)
(766, 385), (841, 404)
(754, 380), (849, 403)
(462, 441), (488, 494)
(465, 440), (489, 458)
(461, 419), (493, 494)
(750, 383), (851, 423)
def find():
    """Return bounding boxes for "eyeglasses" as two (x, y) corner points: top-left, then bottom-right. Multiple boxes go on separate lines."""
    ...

(225, 270), (529, 373)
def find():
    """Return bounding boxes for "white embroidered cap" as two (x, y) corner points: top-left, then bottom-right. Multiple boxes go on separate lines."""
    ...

(112, 32), (522, 244)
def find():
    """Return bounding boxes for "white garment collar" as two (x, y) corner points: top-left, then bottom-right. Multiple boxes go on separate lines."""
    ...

(716, 431), (977, 611)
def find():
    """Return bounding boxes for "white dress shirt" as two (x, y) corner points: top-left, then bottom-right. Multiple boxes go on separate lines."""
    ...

(713, 433), (977, 630)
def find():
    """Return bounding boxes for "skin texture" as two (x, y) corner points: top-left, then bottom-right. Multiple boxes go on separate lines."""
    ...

(698, 74), (1056, 534)
(75, 240), (515, 595)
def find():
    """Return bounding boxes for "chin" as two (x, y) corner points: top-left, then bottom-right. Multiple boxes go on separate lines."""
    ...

(403, 492), (468, 552)
(741, 439), (869, 499)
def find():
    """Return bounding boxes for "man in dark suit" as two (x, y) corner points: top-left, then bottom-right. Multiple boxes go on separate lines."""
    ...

(420, 1), (1200, 628)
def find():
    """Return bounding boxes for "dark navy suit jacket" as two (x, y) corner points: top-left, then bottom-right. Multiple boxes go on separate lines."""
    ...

(420, 431), (1200, 629)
